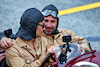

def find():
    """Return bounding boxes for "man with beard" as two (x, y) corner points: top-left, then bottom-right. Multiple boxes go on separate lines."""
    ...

(41, 4), (90, 53)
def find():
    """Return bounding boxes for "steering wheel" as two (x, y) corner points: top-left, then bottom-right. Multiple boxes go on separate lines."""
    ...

(40, 53), (55, 67)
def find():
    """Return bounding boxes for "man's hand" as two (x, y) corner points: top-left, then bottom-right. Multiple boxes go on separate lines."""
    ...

(0, 37), (13, 49)
(47, 46), (57, 53)
(77, 44), (86, 54)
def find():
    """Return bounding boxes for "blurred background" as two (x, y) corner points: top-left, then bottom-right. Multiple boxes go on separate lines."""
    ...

(0, 0), (100, 50)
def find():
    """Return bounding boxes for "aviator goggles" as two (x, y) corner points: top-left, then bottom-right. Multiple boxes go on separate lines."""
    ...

(42, 10), (59, 18)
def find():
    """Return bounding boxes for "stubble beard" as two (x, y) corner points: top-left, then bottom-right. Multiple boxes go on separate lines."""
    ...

(43, 30), (53, 35)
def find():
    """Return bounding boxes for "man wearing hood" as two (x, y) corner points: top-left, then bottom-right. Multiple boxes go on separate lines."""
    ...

(41, 4), (90, 53)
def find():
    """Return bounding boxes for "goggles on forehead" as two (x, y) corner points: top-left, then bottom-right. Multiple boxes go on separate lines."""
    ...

(42, 10), (59, 18)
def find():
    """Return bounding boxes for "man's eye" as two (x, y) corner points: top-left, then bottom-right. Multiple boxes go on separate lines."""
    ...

(51, 20), (55, 23)
(45, 20), (48, 22)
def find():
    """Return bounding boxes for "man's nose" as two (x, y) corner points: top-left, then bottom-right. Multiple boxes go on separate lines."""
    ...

(46, 22), (52, 27)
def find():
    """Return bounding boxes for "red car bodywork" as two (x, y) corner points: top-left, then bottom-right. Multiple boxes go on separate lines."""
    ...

(49, 43), (100, 67)
(65, 50), (100, 67)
